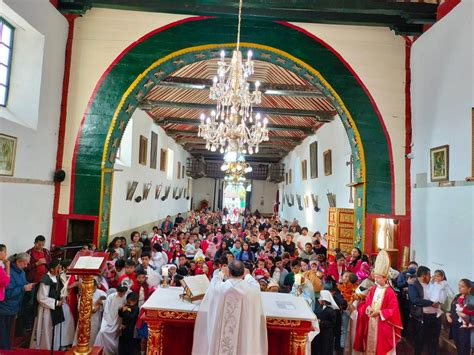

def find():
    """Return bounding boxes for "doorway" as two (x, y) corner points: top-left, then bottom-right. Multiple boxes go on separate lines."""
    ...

(222, 183), (247, 222)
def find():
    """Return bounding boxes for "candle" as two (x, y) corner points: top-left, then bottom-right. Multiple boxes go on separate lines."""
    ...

(294, 274), (302, 286)
(162, 267), (169, 277)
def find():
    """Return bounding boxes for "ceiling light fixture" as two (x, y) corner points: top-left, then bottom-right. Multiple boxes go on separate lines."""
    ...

(198, 0), (269, 155)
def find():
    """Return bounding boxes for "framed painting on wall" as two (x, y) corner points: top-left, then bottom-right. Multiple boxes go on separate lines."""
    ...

(177, 161), (181, 179)
(430, 145), (449, 182)
(150, 132), (158, 169)
(138, 135), (147, 165)
(301, 160), (307, 180)
(182, 164), (186, 179)
(289, 169), (292, 184)
(309, 141), (318, 179)
(160, 148), (167, 172)
(323, 150), (332, 176)
(0, 133), (17, 176)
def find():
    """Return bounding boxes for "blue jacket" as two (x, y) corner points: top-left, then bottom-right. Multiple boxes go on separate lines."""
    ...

(0, 263), (27, 315)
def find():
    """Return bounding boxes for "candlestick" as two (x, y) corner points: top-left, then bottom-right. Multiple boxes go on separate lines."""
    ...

(162, 267), (169, 277)
(294, 274), (302, 286)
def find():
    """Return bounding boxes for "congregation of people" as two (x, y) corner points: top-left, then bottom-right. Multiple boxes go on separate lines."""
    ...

(0, 210), (472, 354)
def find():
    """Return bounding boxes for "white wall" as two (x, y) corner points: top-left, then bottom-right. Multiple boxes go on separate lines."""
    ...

(411, 0), (474, 287)
(250, 180), (278, 214)
(192, 177), (217, 210)
(279, 118), (353, 234)
(0, 0), (67, 253)
(109, 109), (191, 235)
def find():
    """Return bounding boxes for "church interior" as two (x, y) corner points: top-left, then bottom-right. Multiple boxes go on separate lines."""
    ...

(0, 0), (472, 354)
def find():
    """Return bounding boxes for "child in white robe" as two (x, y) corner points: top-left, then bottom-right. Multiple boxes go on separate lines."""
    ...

(94, 286), (128, 354)
(428, 269), (452, 317)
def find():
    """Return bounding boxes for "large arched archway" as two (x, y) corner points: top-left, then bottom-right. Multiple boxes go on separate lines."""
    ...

(69, 17), (393, 248)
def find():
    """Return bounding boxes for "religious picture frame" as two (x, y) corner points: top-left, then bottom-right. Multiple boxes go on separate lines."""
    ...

(150, 131), (158, 169)
(301, 160), (308, 180)
(324, 149), (332, 176)
(285, 172), (288, 185)
(0, 133), (17, 176)
(430, 145), (449, 182)
(289, 169), (292, 184)
(126, 181), (139, 201)
(143, 182), (152, 200)
(138, 135), (147, 165)
(177, 161), (181, 179)
(155, 184), (163, 199)
(160, 148), (167, 172)
(182, 164), (186, 179)
(309, 141), (318, 179)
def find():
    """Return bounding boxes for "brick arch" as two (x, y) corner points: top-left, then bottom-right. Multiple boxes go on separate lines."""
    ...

(69, 17), (393, 248)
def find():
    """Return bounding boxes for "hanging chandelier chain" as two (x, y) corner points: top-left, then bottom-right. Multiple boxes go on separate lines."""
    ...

(236, 0), (243, 50)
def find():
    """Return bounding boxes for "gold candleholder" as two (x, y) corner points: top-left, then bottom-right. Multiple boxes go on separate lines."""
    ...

(161, 275), (169, 288)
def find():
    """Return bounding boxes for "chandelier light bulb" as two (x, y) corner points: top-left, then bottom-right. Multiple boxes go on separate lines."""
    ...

(210, 146), (216, 152)
(213, 76), (218, 84)
(200, 113), (205, 121)
(256, 113), (261, 120)
(248, 50), (252, 59)
(220, 50), (225, 59)
(255, 80), (260, 89)
(263, 117), (268, 125)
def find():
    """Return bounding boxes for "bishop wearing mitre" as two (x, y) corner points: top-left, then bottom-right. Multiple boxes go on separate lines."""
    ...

(192, 260), (268, 355)
(353, 250), (403, 354)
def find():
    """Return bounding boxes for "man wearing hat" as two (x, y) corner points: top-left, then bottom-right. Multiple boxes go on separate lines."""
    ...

(353, 250), (403, 354)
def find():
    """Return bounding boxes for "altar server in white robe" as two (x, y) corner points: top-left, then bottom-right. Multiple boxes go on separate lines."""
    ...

(94, 285), (128, 354)
(192, 260), (268, 355)
(30, 260), (75, 350)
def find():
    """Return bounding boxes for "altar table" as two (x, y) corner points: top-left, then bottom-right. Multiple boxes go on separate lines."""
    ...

(142, 287), (318, 355)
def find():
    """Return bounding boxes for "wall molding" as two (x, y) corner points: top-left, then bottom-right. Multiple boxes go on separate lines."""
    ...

(0, 176), (54, 185)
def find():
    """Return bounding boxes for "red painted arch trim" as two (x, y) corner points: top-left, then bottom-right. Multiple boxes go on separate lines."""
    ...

(276, 21), (396, 214)
(69, 16), (214, 215)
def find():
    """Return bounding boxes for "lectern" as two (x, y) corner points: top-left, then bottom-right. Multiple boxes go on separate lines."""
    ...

(66, 252), (107, 355)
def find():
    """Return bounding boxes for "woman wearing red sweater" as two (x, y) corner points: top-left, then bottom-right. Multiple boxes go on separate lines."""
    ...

(326, 253), (346, 283)
(0, 245), (10, 302)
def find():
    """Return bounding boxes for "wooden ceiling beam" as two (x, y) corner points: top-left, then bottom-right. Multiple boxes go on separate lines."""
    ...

(57, 1), (437, 35)
(157, 77), (326, 98)
(170, 131), (302, 143)
(140, 100), (336, 121)
(153, 117), (316, 133)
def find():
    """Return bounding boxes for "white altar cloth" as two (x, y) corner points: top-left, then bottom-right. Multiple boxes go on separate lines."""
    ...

(142, 287), (317, 322)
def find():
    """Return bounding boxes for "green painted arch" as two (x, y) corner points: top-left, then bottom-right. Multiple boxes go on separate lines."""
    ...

(71, 17), (393, 247)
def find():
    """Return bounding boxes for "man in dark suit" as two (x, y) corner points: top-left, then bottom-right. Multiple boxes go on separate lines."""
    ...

(408, 266), (441, 355)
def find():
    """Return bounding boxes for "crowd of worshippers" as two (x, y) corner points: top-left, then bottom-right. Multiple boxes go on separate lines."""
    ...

(0, 210), (473, 355)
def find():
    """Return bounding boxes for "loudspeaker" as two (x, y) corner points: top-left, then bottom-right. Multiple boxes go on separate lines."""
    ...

(53, 169), (66, 183)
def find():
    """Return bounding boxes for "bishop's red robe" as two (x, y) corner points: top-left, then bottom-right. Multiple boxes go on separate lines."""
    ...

(353, 285), (402, 354)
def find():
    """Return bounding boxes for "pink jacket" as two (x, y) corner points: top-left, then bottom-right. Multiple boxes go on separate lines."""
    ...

(0, 265), (10, 301)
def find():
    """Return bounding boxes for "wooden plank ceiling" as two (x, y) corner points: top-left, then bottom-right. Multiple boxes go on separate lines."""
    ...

(139, 58), (337, 163)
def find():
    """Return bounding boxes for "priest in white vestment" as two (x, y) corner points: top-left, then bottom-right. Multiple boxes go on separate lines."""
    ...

(30, 261), (75, 350)
(94, 286), (128, 354)
(192, 260), (268, 355)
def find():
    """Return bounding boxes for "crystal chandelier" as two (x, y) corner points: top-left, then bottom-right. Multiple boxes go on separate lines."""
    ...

(198, 0), (269, 155)
(220, 155), (253, 175)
